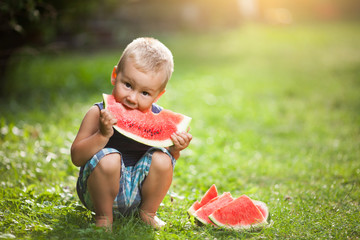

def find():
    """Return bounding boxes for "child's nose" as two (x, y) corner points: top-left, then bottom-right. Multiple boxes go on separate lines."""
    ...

(127, 92), (137, 104)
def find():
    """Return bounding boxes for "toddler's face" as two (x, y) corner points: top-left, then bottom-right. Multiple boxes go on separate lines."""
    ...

(112, 59), (166, 112)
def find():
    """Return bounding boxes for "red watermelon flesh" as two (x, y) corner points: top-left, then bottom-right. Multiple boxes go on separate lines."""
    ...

(103, 93), (191, 147)
(188, 201), (201, 215)
(193, 192), (234, 225)
(188, 184), (218, 216)
(209, 195), (268, 230)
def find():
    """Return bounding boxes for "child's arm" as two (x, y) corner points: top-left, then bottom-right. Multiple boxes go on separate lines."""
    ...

(71, 106), (117, 167)
(168, 132), (192, 160)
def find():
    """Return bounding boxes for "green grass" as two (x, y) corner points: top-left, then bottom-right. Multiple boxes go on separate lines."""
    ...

(1, 22), (359, 239)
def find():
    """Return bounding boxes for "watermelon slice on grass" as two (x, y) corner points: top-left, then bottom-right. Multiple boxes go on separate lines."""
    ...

(253, 200), (270, 221)
(209, 195), (269, 230)
(188, 184), (218, 216)
(103, 93), (191, 147)
(193, 192), (234, 225)
(188, 185), (271, 231)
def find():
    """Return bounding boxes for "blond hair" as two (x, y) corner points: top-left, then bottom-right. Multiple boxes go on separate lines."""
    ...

(117, 37), (174, 87)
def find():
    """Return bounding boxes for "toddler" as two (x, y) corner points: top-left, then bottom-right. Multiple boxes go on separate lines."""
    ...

(71, 37), (192, 229)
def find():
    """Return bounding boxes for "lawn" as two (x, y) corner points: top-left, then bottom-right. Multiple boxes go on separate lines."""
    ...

(1, 22), (359, 239)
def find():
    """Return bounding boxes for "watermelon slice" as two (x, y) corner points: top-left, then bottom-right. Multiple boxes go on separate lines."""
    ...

(253, 200), (270, 221)
(188, 184), (218, 216)
(103, 93), (191, 147)
(193, 192), (234, 225)
(209, 195), (268, 230)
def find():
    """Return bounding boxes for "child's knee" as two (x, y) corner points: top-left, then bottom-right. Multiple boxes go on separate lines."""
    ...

(97, 153), (121, 176)
(151, 151), (172, 174)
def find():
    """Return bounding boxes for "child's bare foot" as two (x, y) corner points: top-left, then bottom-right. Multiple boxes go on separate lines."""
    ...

(95, 216), (112, 231)
(139, 209), (166, 229)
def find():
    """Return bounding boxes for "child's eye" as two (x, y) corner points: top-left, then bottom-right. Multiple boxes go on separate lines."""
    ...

(142, 91), (149, 96)
(124, 82), (132, 89)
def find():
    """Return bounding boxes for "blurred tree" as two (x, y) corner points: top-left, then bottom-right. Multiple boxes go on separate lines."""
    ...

(0, 0), (119, 95)
(1, 0), (52, 93)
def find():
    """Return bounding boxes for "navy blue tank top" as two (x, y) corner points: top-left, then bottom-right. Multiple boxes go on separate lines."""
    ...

(95, 102), (163, 166)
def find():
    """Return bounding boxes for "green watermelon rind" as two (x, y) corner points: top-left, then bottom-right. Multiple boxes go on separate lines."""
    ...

(103, 93), (192, 147)
(209, 215), (271, 231)
(195, 213), (212, 225)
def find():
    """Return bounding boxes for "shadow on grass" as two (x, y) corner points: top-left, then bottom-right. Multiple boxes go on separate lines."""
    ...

(191, 225), (267, 239)
(30, 210), (156, 240)
(188, 218), (270, 239)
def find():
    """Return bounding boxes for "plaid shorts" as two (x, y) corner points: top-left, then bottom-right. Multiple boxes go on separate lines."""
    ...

(76, 147), (176, 216)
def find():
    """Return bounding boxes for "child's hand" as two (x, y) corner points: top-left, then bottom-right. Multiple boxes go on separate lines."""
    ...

(169, 131), (192, 159)
(99, 109), (117, 138)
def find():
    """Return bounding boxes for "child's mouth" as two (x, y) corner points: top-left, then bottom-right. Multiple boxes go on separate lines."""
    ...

(122, 102), (136, 110)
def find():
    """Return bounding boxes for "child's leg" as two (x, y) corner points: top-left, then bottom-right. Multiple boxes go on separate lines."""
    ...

(87, 153), (121, 228)
(140, 151), (173, 228)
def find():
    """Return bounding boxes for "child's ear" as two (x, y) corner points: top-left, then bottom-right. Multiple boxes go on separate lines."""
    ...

(155, 89), (166, 102)
(111, 66), (117, 85)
